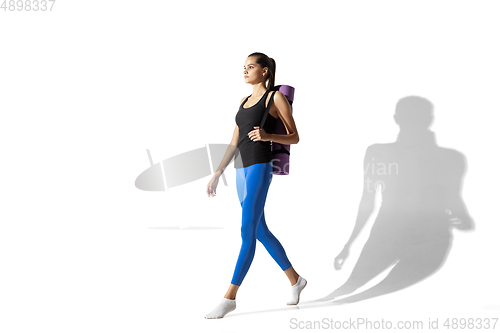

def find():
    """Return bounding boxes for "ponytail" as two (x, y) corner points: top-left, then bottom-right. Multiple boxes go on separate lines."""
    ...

(268, 58), (276, 91)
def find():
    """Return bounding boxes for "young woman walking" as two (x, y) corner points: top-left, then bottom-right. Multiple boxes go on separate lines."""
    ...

(204, 52), (306, 319)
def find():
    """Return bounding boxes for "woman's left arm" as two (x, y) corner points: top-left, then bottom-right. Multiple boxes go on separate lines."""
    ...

(265, 91), (299, 145)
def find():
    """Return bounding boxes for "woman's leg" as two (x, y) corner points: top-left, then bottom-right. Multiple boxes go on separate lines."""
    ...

(256, 214), (306, 305)
(235, 163), (306, 305)
(256, 212), (293, 278)
(205, 162), (273, 319)
(230, 162), (273, 286)
(223, 164), (283, 299)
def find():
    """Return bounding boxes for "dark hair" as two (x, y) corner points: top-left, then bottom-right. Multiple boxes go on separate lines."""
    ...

(248, 52), (276, 90)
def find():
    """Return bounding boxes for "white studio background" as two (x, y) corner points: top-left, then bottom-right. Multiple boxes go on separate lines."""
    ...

(1, 1), (499, 332)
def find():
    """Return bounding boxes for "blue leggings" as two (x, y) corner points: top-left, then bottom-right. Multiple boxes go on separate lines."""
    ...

(231, 162), (292, 286)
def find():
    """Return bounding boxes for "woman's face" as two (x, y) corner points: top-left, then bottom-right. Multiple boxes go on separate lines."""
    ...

(243, 56), (267, 84)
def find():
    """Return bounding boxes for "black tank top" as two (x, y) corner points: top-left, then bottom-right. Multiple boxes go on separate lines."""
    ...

(234, 90), (278, 169)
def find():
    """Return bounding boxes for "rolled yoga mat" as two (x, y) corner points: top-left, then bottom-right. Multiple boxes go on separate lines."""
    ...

(271, 85), (294, 175)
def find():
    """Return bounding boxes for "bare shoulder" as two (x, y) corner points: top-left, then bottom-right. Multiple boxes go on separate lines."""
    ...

(271, 90), (285, 100)
(266, 90), (285, 105)
(271, 90), (290, 108)
(275, 91), (291, 105)
(239, 96), (247, 106)
(274, 90), (285, 98)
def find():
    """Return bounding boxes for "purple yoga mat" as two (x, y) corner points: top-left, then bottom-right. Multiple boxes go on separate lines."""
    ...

(271, 85), (294, 175)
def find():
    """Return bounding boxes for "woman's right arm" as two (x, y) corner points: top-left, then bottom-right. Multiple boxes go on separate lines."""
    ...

(206, 124), (239, 197)
(212, 97), (246, 178)
(207, 97), (245, 197)
(213, 124), (240, 177)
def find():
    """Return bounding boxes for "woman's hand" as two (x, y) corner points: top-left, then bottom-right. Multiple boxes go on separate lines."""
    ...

(248, 126), (270, 142)
(207, 171), (221, 197)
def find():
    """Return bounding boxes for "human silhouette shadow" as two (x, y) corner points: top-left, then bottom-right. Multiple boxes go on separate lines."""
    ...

(315, 96), (474, 304)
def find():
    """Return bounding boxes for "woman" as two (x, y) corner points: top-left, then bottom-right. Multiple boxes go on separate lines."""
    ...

(204, 52), (306, 319)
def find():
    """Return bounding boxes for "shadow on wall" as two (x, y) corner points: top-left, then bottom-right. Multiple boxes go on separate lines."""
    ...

(315, 95), (475, 304)
(134, 144), (236, 191)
